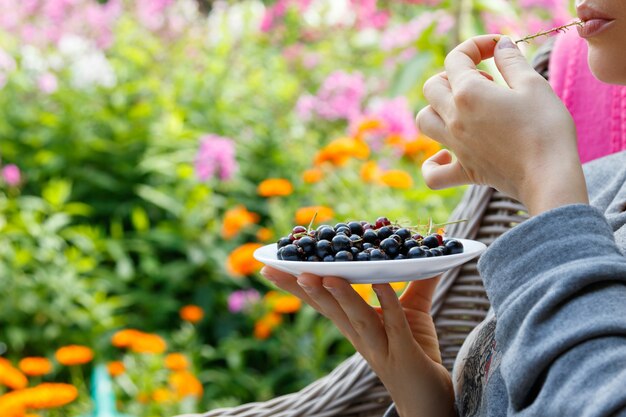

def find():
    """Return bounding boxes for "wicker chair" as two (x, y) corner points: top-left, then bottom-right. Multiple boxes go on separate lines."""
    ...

(183, 185), (528, 417)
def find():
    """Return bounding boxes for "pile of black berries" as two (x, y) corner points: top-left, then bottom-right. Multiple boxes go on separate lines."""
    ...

(276, 216), (463, 262)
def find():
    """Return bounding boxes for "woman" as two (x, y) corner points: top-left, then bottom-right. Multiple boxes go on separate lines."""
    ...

(262, 1), (626, 415)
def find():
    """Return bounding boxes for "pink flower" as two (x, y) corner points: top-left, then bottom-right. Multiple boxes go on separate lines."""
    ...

(38, 72), (58, 94)
(227, 289), (261, 313)
(2, 164), (22, 186)
(368, 97), (418, 138)
(195, 134), (238, 182)
(297, 71), (366, 122)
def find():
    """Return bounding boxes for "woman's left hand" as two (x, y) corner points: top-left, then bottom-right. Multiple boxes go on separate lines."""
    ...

(261, 266), (456, 417)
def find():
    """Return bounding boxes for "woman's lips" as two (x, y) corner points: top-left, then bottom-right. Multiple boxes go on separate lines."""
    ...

(577, 18), (615, 38)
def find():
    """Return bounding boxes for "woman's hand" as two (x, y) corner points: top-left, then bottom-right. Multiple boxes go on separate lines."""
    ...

(261, 266), (456, 417)
(417, 35), (589, 216)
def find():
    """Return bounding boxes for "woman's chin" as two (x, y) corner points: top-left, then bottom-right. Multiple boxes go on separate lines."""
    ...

(587, 47), (626, 85)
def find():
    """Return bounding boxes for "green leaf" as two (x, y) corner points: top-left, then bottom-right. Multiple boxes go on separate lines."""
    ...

(135, 184), (184, 217)
(42, 179), (72, 207)
(389, 52), (433, 97)
(131, 206), (150, 232)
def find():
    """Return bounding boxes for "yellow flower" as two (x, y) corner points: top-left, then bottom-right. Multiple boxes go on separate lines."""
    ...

(165, 353), (189, 371)
(55, 345), (93, 366)
(111, 329), (144, 348)
(404, 134), (441, 162)
(302, 168), (324, 184)
(152, 388), (174, 403)
(254, 312), (282, 340)
(256, 227), (274, 242)
(294, 206), (334, 226)
(314, 137), (370, 167)
(169, 371), (203, 398)
(360, 160), (382, 183)
(264, 291), (302, 314)
(180, 305), (204, 323)
(107, 361), (125, 377)
(129, 333), (167, 354)
(221, 205), (260, 239)
(257, 178), (293, 197)
(226, 243), (264, 277)
(353, 117), (385, 141)
(0, 383), (78, 413)
(0, 358), (28, 390)
(380, 170), (413, 189)
(18, 357), (52, 377)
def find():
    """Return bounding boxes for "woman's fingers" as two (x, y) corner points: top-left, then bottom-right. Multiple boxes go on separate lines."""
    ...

(422, 73), (453, 119)
(399, 275), (441, 312)
(321, 276), (389, 355)
(416, 106), (448, 145)
(261, 267), (324, 313)
(372, 284), (427, 358)
(296, 273), (362, 344)
(421, 149), (471, 190)
(444, 34), (499, 89)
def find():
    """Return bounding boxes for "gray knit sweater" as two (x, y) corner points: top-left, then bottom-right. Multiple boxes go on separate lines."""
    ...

(385, 150), (626, 417)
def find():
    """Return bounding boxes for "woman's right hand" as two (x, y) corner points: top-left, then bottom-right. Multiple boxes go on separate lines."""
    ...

(417, 35), (589, 216)
(260, 266), (456, 417)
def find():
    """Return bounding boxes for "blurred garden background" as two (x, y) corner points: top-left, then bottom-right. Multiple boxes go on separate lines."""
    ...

(0, 0), (573, 416)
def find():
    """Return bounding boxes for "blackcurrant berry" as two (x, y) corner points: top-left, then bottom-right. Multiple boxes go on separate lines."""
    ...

(307, 255), (321, 262)
(362, 242), (374, 250)
(395, 228), (412, 241)
(335, 226), (352, 236)
(422, 235), (439, 249)
(332, 235), (351, 252)
(395, 254), (406, 260)
(335, 250), (353, 262)
(377, 226), (393, 240)
(430, 248), (444, 256)
(380, 237), (401, 258)
(403, 239), (419, 254)
(348, 221), (364, 236)
(318, 226), (336, 241)
(292, 225), (307, 235)
(370, 249), (388, 260)
(438, 245), (451, 255)
(356, 251), (371, 261)
(277, 237), (291, 249)
(390, 234), (403, 244)
(323, 255), (335, 262)
(282, 244), (301, 261)
(362, 229), (379, 245)
(445, 239), (464, 254)
(375, 216), (391, 229)
(407, 247), (427, 259)
(316, 240), (333, 258)
(350, 247), (360, 257)
(296, 236), (316, 255)
(334, 222), (349, 231)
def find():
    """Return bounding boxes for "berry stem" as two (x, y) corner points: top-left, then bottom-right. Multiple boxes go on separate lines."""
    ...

(307, 211), (318, 232)
(514, 20), (584, 44)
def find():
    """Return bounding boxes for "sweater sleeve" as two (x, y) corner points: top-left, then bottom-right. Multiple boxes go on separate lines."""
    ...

(478, 204), (626, 416)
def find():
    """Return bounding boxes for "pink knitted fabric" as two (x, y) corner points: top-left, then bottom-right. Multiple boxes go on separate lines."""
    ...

(549, 29), (626, 163)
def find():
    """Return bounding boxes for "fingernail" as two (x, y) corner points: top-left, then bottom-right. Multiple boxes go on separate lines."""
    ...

(497, 36), (517, 50)
(297, 279), (312, 291)
(322, 285), (336, 293)
(260, 267), (275, 282)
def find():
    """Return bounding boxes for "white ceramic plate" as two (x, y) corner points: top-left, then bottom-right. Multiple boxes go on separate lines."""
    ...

(253, 238), (486, 284)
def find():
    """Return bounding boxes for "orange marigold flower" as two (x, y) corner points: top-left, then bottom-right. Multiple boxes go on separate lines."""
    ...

(294, 206), (334, 226)
(264, 291), (302, 314)
(0, 383), (78, 412)
(226, 243), (264, 277)
(107, 361), (125, 377)
(353, 117), (385, 141)
(256, 227), (274, 242)
(380, 170), (413, 189)
(314, 137), (370, 167)
(404, 135), (441, 161)
(152, 388), (174, 403)
(302, 168), (324, 184)
(165, 353), (189, 371)
(384, 134), (405, 147)
(253, 312), (282, 340)
(18, 357), (52, 377)
(111, 329), (144, 348)
(55, 345), (93, 366)
(257, 178), (293, 197)
(0, 358), (28, 390)
(360, 160), (382, 183)
(180, 304), (204, 323)
(221, 205), (260, 240)
(169, 371), (203, 398)
(129, 333), (167, 354)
